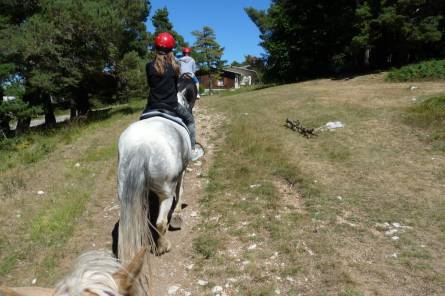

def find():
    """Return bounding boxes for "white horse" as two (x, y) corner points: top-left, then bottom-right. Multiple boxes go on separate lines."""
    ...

(0, 248), (146, 296)
(117, 78), (197, 293)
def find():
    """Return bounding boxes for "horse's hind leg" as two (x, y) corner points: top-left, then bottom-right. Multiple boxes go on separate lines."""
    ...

(170, 171), (185, 229)
(155, 185), (175, 255)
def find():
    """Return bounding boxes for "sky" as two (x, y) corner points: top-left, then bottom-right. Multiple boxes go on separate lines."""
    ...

(146, 0), (271, 63)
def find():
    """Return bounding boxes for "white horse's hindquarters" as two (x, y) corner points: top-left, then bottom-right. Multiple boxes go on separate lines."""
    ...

(117, 118), (191, 197)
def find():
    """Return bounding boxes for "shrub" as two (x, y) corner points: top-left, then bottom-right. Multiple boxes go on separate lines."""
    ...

(387, 60), (445, 82)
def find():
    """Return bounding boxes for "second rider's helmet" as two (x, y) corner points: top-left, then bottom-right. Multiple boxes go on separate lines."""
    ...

(182, 47), (192, 55)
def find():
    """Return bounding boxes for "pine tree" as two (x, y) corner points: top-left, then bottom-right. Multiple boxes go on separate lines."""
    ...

(0, 0), (152, 131)
(192, 26), (225, 93)
(151, 7), (188, 56)
(247, 0), (445, 82)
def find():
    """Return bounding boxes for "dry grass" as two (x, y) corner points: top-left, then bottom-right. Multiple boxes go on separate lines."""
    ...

(0, 100), (144, 286)
(193, 73), (445, 295)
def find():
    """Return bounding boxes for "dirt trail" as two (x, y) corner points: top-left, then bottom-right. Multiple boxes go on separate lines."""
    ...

(147, 103), (223, 295)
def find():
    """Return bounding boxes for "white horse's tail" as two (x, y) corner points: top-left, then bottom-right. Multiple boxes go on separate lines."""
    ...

(118, 147), (153, 295)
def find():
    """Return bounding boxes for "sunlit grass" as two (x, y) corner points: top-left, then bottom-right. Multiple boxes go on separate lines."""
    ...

(194, 77), (445, 294)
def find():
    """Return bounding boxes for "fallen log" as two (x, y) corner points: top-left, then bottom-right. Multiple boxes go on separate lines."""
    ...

(285, 118), (317, 139)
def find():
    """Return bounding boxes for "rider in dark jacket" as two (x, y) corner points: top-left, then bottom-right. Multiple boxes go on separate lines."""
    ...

(144, 32), (201, 160)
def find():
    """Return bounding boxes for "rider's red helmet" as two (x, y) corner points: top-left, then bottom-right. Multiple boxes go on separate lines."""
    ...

(154, 32), (176, 50)
(182, 47), (192, 55)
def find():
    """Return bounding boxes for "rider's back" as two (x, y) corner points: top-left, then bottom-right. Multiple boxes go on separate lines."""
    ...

(146, 61), (178, 112)
(178, 56), (196, 75)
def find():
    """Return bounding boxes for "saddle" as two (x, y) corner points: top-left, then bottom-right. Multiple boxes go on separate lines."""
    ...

(139, 109), (189, 133)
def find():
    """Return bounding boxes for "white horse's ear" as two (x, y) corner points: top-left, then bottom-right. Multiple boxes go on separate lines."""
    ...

(113, 247), (146, 293)
(0, 287), (54, 296)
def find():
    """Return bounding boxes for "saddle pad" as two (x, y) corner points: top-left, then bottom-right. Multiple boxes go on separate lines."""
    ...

(140, 110), (189, 133)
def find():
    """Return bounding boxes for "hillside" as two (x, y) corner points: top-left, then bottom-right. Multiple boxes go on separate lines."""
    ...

(1, 73), (444, 295)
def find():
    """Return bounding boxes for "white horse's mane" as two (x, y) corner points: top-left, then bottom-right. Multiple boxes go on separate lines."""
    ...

(54, 251), (122, 296)
(177, 90), (188, 109)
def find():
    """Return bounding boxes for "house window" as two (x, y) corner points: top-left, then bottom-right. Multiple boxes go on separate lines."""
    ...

(217, 79), (224, 86)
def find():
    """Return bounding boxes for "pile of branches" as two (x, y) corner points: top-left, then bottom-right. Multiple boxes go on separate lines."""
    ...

(285, 118), (317, 139)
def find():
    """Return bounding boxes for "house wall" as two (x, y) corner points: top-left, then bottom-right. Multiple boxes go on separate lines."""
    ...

(198, 72), (237, 90)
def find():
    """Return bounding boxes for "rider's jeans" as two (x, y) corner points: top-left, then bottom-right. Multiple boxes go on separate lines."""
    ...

(174, 104), (196, 149)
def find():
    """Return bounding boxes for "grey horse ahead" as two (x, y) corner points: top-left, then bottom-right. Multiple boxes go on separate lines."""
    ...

(117, 77), (197, 294)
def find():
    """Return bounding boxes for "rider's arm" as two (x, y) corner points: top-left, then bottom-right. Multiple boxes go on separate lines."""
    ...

(192, 60), (197, 73)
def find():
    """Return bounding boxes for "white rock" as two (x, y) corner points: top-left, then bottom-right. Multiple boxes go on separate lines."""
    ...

(385, 229), (398, 236)
(392, 222), (401, 228)
(336, 195), (343, 201)
(242, 260), (250, 265)
(31, 278), (37, 285)
(275, 289), (281, 295)
(185, 263), (194, 270)
(227, 277), (238, 283)
(391, 236), (399, 241)
(167, 285), (180, 295)
(74, 163), (81, 168)
(247, 244), (257, 250)
(390, 253), (398, 258)
(409, 85), (418, 91)
(249, 184), (262, 189)
(190, 211), (198, 217)
(324, 121), (345, 130)
(198, 279), (208, 286)
(37, 191), (45, 195)
(286, 276), (295, 283)
(184, 292), (191, 296)
(186, 168), (193, 172)
(212, 286), (223, 294)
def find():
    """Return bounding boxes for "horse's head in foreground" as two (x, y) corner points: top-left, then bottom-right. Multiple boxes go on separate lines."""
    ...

(0, 248), (146, 296)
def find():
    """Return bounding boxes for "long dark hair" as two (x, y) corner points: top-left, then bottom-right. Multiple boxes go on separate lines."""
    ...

(154, 51), (179, 76)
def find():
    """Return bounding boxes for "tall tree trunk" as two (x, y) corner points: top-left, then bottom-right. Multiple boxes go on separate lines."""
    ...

(364, 47), (371, 67)
(16, 117), (31, 134)
(74, 86), (90, 117)
(0, 88), (11, 137)
(70, 98), (77, 120)
(43, 93), (56, 128)
(208, 72), (213, 94)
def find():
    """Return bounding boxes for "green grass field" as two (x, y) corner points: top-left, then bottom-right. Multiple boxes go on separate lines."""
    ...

(193, 74), (445, 295)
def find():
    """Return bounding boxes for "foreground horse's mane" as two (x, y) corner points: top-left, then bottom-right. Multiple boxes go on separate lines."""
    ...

(54, 251), (122, 296)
